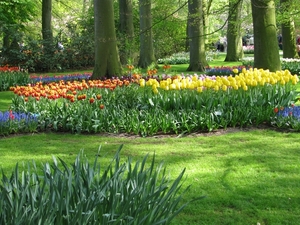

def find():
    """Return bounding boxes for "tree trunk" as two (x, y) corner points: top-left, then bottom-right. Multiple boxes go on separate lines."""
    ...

(119, 0), (135, 65)
(282, 20), (298, 58)
(42, 0), (53, 49)
(119, 0), (134, 36)
(280, 0), (298, 58)
(42, 0), (53, 71)
(138, 0), (156, 69)
(251, 0), (281, 71)
(2, 29), (11, 57)
(187, 0), (208, 72)
(202, 0), (213, 45)
(225, 0), (244, 61)
(92, 0), (122, 79)
(82, 0), (87, 14)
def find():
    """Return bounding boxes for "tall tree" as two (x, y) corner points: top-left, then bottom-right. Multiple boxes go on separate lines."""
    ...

(92, 0), (122, 79)
(187, 0), (208, 72)
(138, 0), (156, 69)
(280, 0), (298, 58)
(0, 0), (37, 58)
(225, 0), (244, 61)
(42, 0), (53, 71)
(118, 0), (135, 65)
(251, 0), (281, 71)
(42, 0), (53, 46)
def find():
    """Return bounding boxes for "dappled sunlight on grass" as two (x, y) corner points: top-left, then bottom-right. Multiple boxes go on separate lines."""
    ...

(0, 129), (300, 224)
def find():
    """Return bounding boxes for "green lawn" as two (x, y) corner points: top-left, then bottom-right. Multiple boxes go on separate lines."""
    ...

(1, 61), (300, 224)
(0, 91), (14, 111)
(0, 130), (300, 225)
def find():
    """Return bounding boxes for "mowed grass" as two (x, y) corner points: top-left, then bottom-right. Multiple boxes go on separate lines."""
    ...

(0, 129), (300, 225)
(0, 91), (14, 111)
(1, 59), (300, 224)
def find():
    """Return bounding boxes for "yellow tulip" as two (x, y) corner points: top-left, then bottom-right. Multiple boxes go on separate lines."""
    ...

(197, 80), (203, 86)
(139, 79), (145, 87)
(197, 87), (203, 93)
(233, 85), (239, 90)
(170, 83), (176, 90)
(222, 84), (227, 91)
(192, 75), (198, 81)
(251, 80), (257, 86)
(166, 78), (172, 85)
(232, 68), (239, 74)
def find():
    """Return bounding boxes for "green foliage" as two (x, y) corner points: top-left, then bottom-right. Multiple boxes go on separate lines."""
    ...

(2, 35), (95, 73)
(0, 145), (192, 224)
(0, 71), (30, 91)
(0, 0), (38, 26)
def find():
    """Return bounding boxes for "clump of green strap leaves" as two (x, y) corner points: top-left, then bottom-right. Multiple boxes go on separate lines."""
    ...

(0, 145), (200, 224)
(0, 71), (30, 91)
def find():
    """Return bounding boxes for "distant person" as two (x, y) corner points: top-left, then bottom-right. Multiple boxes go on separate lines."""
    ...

(296, 36), (300, 56)
(249, 36), (254, 45)
(57, 42), (64, 51)
(297, 35), (300, 45)
(277, 34), (282, 50)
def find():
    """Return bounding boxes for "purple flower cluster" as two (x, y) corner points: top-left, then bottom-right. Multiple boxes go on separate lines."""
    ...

(277, 106), (300, 119)
(0, 111), (38, 123)
(29, 73), (92, 84)
(205, 66), (252, 76)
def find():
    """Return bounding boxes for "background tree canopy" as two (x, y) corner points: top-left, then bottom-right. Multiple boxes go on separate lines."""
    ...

(0, 0), (299, 74)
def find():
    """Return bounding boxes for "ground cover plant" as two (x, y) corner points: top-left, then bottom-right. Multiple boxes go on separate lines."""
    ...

(0, 130), (299, 225)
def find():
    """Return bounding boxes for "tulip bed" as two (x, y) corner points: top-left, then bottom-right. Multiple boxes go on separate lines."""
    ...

(3, 67), (298, 136)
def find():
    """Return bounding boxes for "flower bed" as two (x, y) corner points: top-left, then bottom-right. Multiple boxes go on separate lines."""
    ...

(5, 68), (299, 136)
(29, 73), (92, 84)
(0, 65), (20, 72)
(272, 105), (300, 130)
(0, 110), (38, 135)
(241, 58), (300, 75)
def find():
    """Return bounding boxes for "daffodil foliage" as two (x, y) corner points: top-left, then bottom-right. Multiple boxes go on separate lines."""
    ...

(7, 68), (300, 136)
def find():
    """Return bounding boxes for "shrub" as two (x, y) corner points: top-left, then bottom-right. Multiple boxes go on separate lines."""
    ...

(1, 26), (95, 73)
(0, 145), (194, 224)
